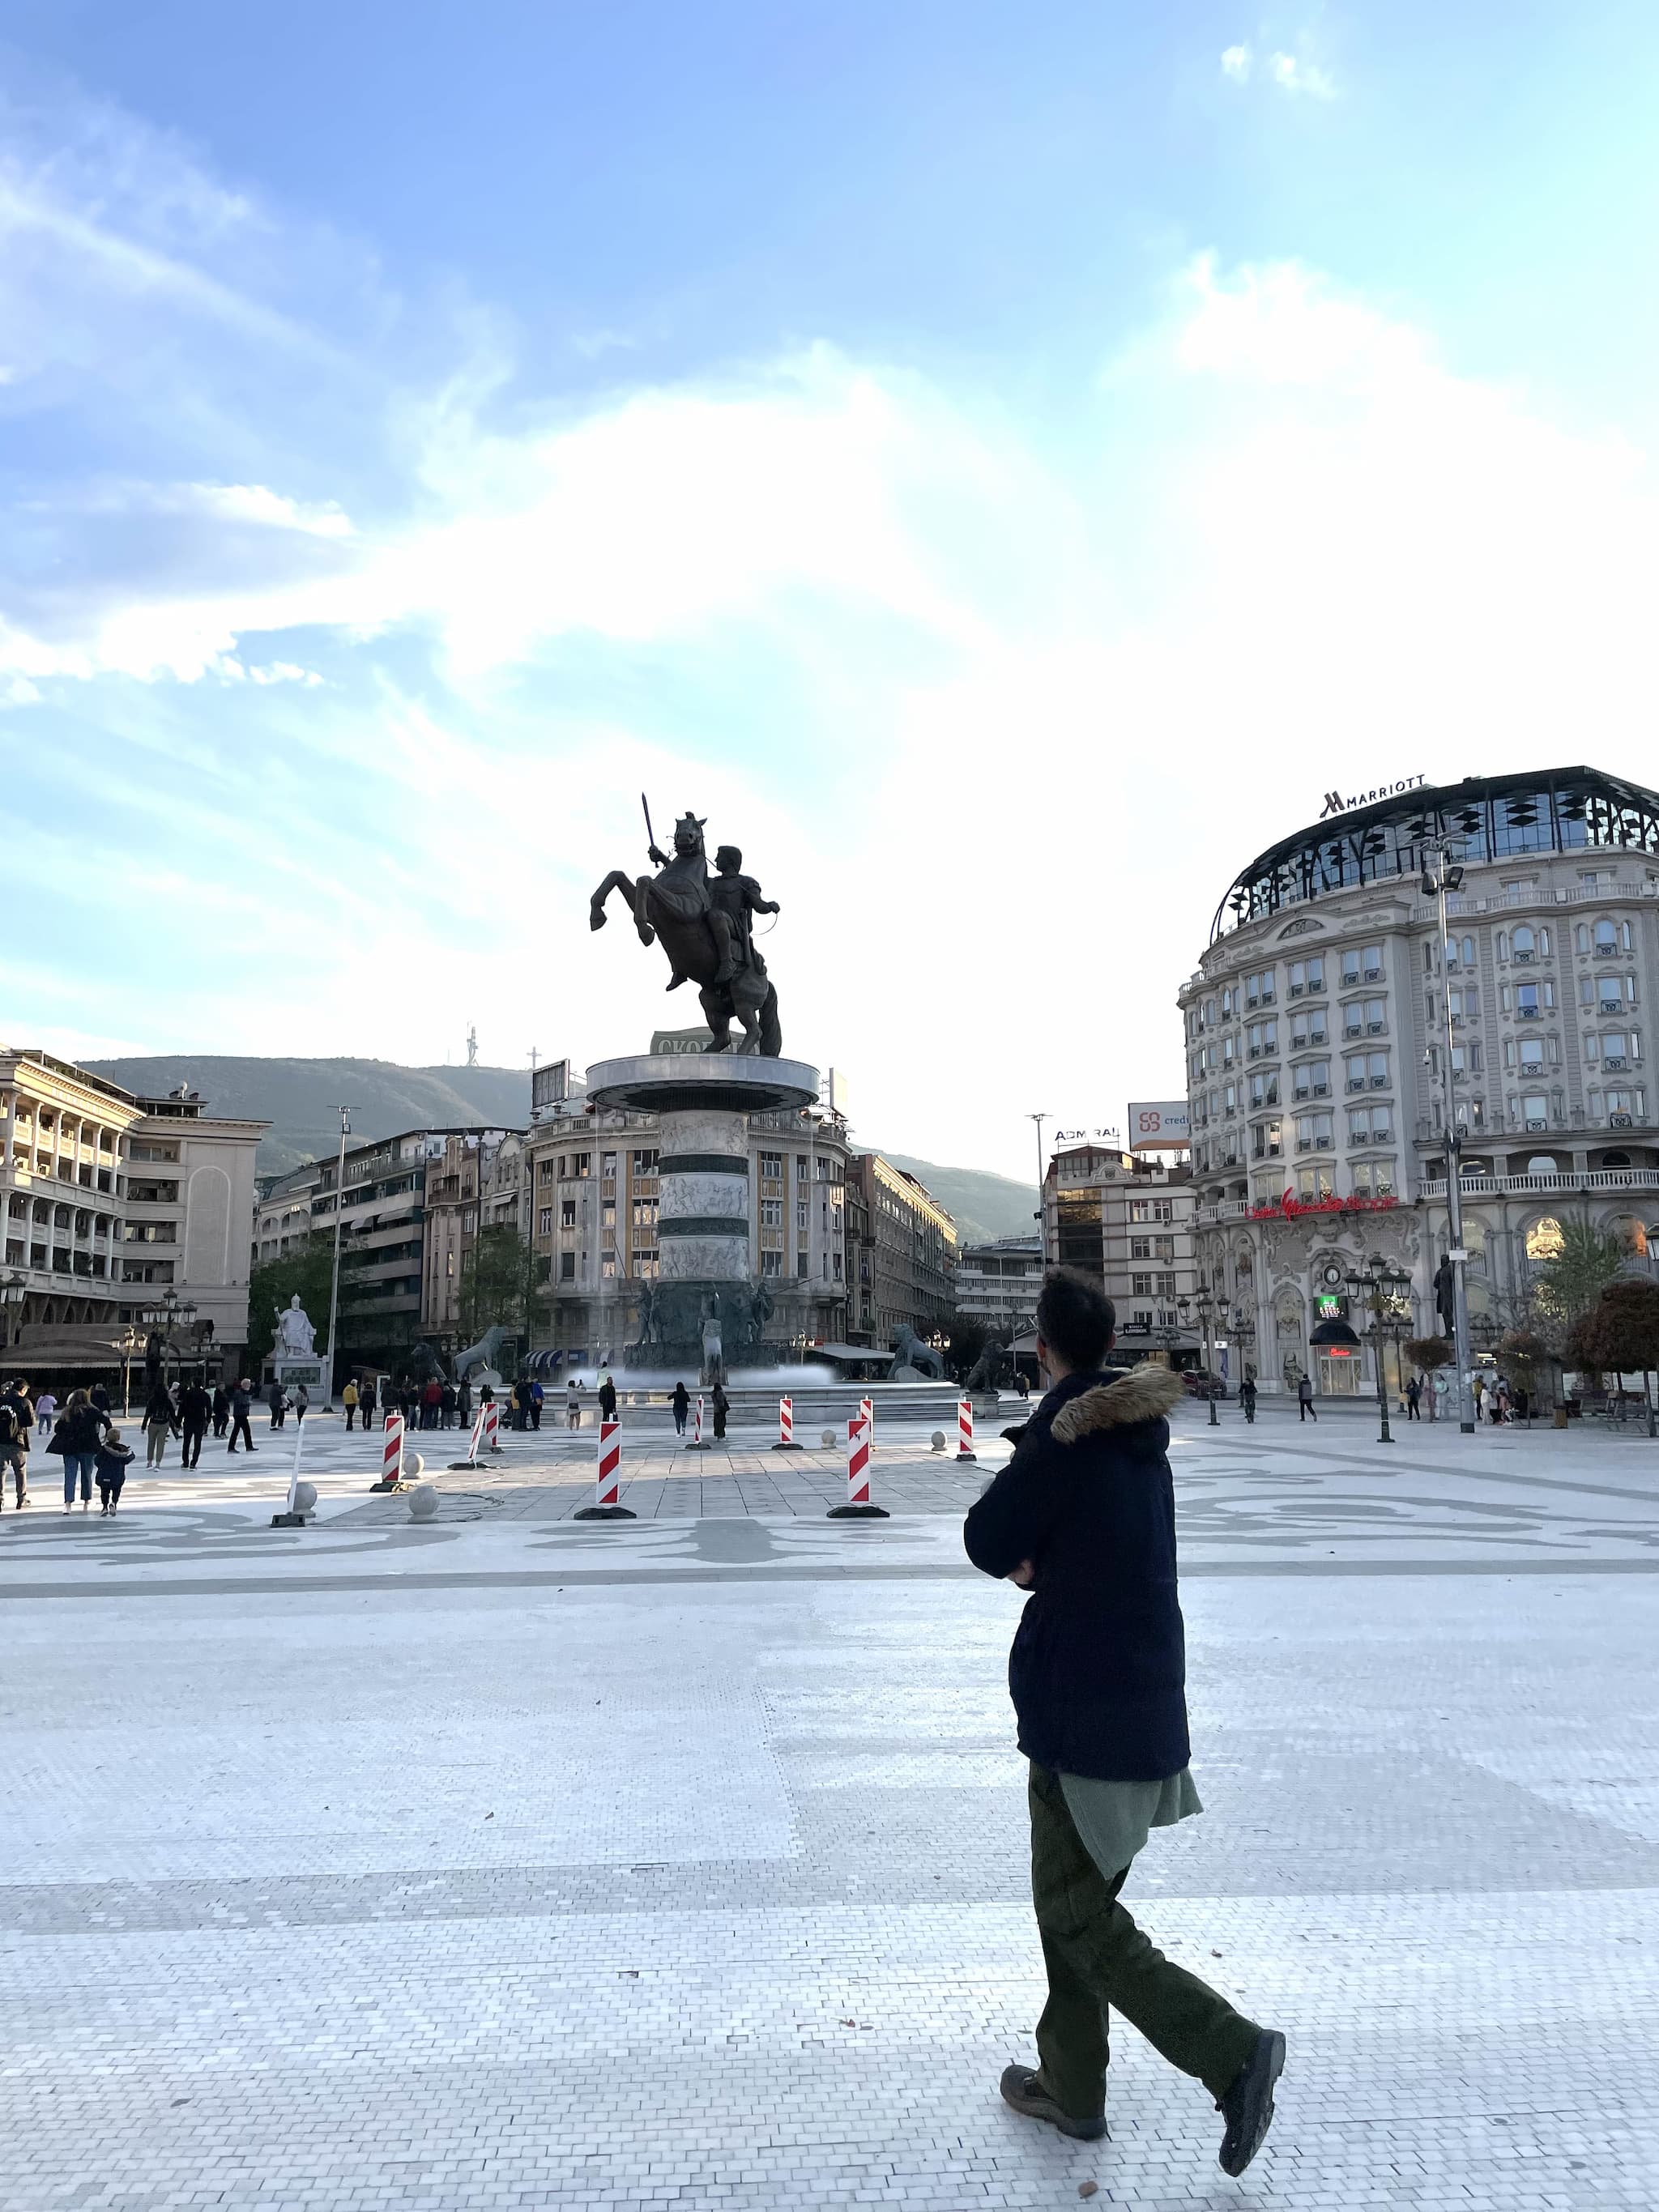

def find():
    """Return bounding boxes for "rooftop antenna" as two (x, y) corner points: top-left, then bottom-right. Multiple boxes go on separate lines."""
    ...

(466, 1024), (478, 1068)
(529, 1046), (539, 1073)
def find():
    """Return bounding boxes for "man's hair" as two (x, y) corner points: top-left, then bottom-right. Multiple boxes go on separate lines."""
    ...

(1035, 1268), (1116, 1371)
(715, 844), (742, 868)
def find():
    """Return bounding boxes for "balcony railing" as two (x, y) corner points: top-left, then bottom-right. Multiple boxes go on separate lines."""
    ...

(1418, 1166), (1659, 1198)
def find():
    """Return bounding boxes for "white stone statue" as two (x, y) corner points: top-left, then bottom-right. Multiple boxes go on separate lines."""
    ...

(274, 1294), (317, 1359)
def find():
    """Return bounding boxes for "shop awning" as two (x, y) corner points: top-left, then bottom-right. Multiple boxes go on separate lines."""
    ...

(1309, 1318), (1361, 1349)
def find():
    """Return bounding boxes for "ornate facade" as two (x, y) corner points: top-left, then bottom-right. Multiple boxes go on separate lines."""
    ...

(1179, 768), (1659, 1395)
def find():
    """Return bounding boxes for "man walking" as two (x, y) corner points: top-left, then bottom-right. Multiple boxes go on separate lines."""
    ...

(964, 1268), (1285, 2176)
(1296, 1372), (1316, 1422)
(1238, 1371), (1257, 1425)
(227, 1377), (257, 1454)
(177, 1376), (212, 1469)
(343, 1376), (359, 1430)
(1405, 1375), (1422, 1421)
(528, 1379), (544, 1430)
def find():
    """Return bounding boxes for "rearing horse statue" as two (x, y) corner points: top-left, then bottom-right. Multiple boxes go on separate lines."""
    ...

(590, 812), (783, 1056)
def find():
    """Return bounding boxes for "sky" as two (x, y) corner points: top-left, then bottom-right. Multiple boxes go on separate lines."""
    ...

(4, 2), (1659, 1178)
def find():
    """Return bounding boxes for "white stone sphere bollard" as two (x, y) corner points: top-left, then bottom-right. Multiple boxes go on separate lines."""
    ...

(404, 1451), (425, 1481)
(407, 1483), (439, 1522)
(821, 1427), (838, 1447)
(931, 1430), (947, 1453)
(292, 1479), (318, 1514)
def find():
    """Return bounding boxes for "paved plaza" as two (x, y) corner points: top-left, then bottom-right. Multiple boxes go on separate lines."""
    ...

(3, 1400), (1659, 2209)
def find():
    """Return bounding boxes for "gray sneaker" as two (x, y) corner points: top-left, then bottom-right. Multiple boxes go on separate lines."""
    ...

(998, 2065), (1108, 2142)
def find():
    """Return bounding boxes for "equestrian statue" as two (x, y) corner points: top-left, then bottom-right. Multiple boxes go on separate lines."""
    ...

(590, 799), (783, 1056)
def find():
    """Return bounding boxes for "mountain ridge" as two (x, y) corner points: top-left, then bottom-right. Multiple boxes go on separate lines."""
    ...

(81, 1055), (1040, 1243)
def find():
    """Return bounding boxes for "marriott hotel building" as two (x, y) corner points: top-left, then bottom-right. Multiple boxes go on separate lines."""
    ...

(1177, 768), (1659, 1397)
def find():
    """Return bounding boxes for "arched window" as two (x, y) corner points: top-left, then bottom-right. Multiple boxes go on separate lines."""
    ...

(1576, 923), (1589, 955)
(1595, 918), (1618, 954)
(1495, 929), (1510, 961)
(1512, 925), (1536, 961)
(1461, 935), (1476, 968)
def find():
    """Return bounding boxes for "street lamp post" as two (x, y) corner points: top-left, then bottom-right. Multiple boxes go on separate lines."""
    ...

(1422, 844), (1477, 1434)
(0, 1268), (26, 1353)
(117, 1324), (141, 1419)
(322, 1106), (351, 1413)
(1029, 1113), (1048, 1263)
(1194, 1284), (1219, 1426)
(1345, 1254), (1412, 1445)
(139, 1290), (198, 1392)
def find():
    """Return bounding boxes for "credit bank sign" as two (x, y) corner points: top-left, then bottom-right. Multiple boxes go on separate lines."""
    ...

(1320, 774), (1427, 818)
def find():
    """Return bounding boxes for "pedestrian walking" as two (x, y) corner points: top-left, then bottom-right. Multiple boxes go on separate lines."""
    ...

(227, 1377), (258, 1454)
(143, 1377), (177, 1468)
(1296, 1373), (1316, 1422)
(529, 1379), (544, 1430)
(0, 1379), (31, 1507)
(964, 1268), (1285, 2172)
(34, 1387), (58, 1442)
(599, 1370), (618, 1423)
(177, 1378), (212, 1468)
(267, 1380), (287, 1431)
(441, 1380), (458, 1430)
(421, 1378), (441, 1431)
(52, 1389), (104, 1511)
(211, 1382), (230, 1438)
(294, 1383), (309, 1425)
(457, 1376), (472, 1426)
(565, 1380), (582, 1430)
(710, 1379), (727, 1439)
(1405, 1375), (1422, 1421)
(360, 1376), (377, 1430)
(672, 1379), (689, 1436)
(96, 1426), (135, 1514)
(1472, 1374), (1485, 1422)
(1238, 1372), (1257, 1424)
(91, 1383), (110, 1419)
(343, 1377), (359, 1430)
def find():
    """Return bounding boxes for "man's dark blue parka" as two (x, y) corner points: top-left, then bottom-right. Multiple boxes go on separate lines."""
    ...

(963, 1362), (1190, 1782)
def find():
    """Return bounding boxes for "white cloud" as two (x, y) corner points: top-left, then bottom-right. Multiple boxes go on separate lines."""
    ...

(1218, 38), (1337, 100)
(1269, 51), (1337, 99)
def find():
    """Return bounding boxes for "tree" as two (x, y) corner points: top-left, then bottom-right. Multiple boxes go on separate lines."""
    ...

(936, 1312), (992, 1382)
(458, 1225), (551, 1348)
(248, 1234), (335, 1371)
(1495, 1329), (1551, 1421)
(1570, 1279), (1659, 1431)
(1405, 1336), (1453, 1420)
(1532, 1215), (1632, 1336)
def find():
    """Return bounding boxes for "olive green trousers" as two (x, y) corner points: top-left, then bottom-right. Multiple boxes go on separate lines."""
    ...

(1029, 1760), (1260, 2122)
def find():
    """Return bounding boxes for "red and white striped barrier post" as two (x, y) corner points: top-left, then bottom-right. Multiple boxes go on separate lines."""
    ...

(482, 1401), (501, 1453)
(860, 1395), (874, 1451)
(371, 1412), (407, 1490)
(956, 1396), (976, 1462)
(685, 1393), (709, 1451)
(448, 1407), (487, 1470)
(576, 1416), (635, 1519)
(773, 1393), (802, 1451)
(829, 1410), (888, 1518)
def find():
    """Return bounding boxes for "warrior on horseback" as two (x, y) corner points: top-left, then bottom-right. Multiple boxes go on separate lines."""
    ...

(589, 801), (785, 1056)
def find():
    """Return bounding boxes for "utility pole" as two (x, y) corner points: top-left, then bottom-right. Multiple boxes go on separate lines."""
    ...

(467, 1024), (478, 1068)
(1423, 845), (1476, 1434)
(1029, 1113), (1049, 1264)
(322, 1105), (351, 1413)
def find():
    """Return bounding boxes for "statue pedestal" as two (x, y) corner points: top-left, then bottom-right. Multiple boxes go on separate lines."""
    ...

(274, 1356), (326, 1400)
(585, 1052), (819, 1374)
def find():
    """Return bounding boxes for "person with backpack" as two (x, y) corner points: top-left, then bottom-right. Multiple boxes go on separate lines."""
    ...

(1238, 1372), (1257, 1425)
(672, 1379), (689, 1437)
(0, 1381), (30, 1507)
(143, 1376), (178, 1468)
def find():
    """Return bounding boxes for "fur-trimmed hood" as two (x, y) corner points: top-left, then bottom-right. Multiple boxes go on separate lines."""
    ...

(1050, 1362), (1184, 1444)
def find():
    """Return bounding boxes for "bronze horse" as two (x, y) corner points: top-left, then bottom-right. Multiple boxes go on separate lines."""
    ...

(590, 813), (783, 1055)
